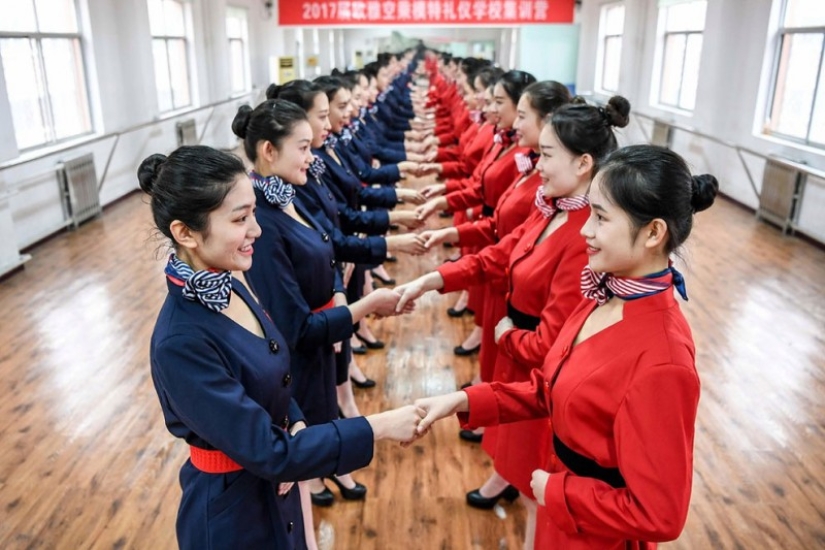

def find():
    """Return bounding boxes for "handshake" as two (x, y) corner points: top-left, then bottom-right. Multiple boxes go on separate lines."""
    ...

(365, 287), (418, 318)
(366, 391), (470, 445)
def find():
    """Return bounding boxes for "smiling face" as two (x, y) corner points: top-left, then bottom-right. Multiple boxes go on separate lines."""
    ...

(306, 92), (332, 148)
(180, 174), (261, 273)
(536, 124), (591, 199)
(267, 120), (314, 185)
(482, 86), (498, 126)
(513, 93), (543, 149)
(492, 82), (517, 130)
(581, 173), (652, 277)
(328, 87), (352, 133)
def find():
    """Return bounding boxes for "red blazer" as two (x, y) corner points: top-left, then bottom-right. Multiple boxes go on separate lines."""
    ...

(461, 290), (699, 549)
(496, 208), (590, 372)
(443, 123), (496, 194)
(445, 144), (530, 212)
(456, 171), (542, 248)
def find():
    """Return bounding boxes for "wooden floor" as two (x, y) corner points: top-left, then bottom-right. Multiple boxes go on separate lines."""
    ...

(0, 185), (824, 549)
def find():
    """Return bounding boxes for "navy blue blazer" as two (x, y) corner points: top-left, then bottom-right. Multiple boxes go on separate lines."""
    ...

(245, 192), (353, 425)
(295, 178), (388, 264)
(150, 276), (374, 549)
(334, 135), (401, 186)
(314, 147), (398, 210)
(358, 120), (407, 164)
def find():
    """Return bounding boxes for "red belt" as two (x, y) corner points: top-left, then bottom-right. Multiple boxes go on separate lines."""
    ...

(312, 298), (335, 313)
(189, 447), (243, 474)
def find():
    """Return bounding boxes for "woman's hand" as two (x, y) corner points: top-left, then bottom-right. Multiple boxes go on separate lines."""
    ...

(420, 227), (458, 249)
(530, 469), (550, 505)
(415, 199), (443, 222)
(367, 288), (402, 317)
(494, 316), (515, 344)
(389, 210), (425, 230)
(386, 233), (427, 255)
(396, 187), (426, 205)
(420, 183), (446, 199)
(413, 391), (469, 434)
(367, 405), (427, 444)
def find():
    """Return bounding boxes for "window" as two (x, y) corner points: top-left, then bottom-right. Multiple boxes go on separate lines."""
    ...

(596, 2), (625, 93)
(148, 0), (192, 112)
(226, 7), (250, 94)
(0, 0), (92, 151)
(655, 0), (707, 111)
(766, 0), (825, 147)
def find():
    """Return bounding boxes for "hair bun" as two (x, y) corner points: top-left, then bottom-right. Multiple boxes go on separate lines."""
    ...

(137, 153), (167, 196)
(604, 96), (630, 128)
(231, 104), (253, 139)
(570, 95), (588, 105)
(691, 174), (719, 213)
(265, 83), (281, 100)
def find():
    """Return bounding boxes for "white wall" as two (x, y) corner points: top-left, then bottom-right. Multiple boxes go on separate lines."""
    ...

(576, 0), (825, 243)
(0, 0), (287, 273)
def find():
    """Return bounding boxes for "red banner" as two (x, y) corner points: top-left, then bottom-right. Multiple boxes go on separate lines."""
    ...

(278, 0), (575, 26)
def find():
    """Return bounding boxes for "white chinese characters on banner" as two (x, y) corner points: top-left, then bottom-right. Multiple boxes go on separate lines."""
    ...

(296, 0), (558, 22)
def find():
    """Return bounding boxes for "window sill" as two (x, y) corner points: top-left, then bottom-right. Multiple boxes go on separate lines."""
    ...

(649, 103), (694, 118)
(0, 132), (103, 170)
(155, 105), (200, 122)
(755, 133), (825, 159)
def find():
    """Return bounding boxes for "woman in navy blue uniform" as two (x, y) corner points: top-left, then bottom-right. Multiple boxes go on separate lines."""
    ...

(140, 146), (423, 550)
(230, 99), (417, 549)
(267, 79), (427, 413)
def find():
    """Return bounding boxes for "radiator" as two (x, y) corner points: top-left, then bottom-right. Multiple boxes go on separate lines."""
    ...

(58, 153), (101, 229)
(757, 158), (801, 234)
(176, 118), (197, 146)
(650, 120), (673, 149)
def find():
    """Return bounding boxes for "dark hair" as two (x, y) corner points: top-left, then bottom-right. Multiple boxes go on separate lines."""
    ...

(362, 63), (378, 79)
(550, 95), (631, 171)
(138, 146), (245, 242)
(331, 68), (357, 90)
(266, 79), (324, 111)
(598, 145), (718, 253)
(495, 70), (537, 104)
(231, 99), (308, 162)
(460, 57), (490, 82)
(523, 80), (571, 119)
(475, 67), (504, 90)
(313, 75), (346, 102)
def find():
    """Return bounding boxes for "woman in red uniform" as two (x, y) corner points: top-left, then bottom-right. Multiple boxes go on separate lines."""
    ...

(396, 97), (630, 548)
(415, 70), (537, 357)
(417, 79), (572, 416)
(410, 144), (718, 549)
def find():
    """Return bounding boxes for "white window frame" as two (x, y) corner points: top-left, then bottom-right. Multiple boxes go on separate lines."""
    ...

(226, 6), (251, 95)
(149, 0), (194, 113)
(595, 2), (625, 95)
(651, 0), (707, 113)
(0, 0), (93, 152)
(764, 0), (825, 149)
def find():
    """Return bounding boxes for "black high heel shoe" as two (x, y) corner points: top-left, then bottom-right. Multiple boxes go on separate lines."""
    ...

(328, 476), (367, 500)
(370, 270), (396, 285)
(454, 344), (480, 356)
(310, 485), (335, 507)
(350, 375), (376, 389)
(459, 429), (482, 443)
(465, 485), (519, 509)
(447, 306), (469, 318)
(356, 332), (385, 349)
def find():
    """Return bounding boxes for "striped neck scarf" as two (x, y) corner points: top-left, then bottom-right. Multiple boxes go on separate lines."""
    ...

(324, 134), (338, 149)
(351, 119), (361, 134)
(377, 89), (389, 103)
(469, 110), (483, 124)
(249, 171), (295, 209)
(359, 106), (368, 119)
(368, 104), (378, 115)
(534, 186), (589, 219)
(339, 128), (353, 145)
(515, 151), (538, 175)
(308, 156), (326, 179)
(494, 128), (515, 147)
(580, 265), (689, 306)
(165, 254), (231, 313)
